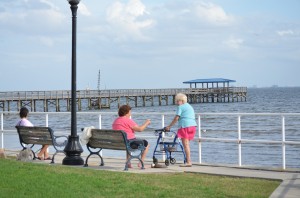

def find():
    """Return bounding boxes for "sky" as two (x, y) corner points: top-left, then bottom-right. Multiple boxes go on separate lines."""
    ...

(0, 0), (299, 91)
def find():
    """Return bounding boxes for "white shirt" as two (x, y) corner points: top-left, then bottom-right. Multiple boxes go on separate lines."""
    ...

(17, 118), (33, 127)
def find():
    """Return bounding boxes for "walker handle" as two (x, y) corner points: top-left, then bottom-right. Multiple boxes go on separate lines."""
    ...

(154, 127), (170, 135)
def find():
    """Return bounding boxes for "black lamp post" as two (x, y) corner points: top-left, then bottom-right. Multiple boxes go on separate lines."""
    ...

(62, 0), (84, 165)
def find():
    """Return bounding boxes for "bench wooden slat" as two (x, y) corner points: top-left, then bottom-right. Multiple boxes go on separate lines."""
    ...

(88, 129), (126, 150)
(89, 139), (126, 150)
(90, 130), (124, 140)
(18, 130), (53, 145)
(19, 137), (52, 145)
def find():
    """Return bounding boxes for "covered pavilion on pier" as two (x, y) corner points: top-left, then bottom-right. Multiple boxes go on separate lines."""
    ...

(183, 78), (236, 88)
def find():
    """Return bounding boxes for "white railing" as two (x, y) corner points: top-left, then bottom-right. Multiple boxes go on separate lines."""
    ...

(1, 111), (299, 170)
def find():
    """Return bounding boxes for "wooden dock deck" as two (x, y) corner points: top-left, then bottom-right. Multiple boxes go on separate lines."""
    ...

(0, 87), (247, 112)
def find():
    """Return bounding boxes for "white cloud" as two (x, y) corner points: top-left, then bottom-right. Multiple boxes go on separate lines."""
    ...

(34, 9), (65, 26)
(106, 0), (154, 41)
(40, 0), (60, 11)
(223, 37), (244, 49)
(126, 0), (148, 16)
(0, 1), (66, 34)
(194, 2), (234, 25)
(79, 2), (91, 16)
(277, 30), (294, 36)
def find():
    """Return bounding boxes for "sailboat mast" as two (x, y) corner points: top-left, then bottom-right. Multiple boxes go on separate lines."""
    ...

(97, 69), (100, 91)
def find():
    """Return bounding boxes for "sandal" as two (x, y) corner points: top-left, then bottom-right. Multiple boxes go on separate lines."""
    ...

(44, 157), (52, 160)
(36, 157), (43, 160)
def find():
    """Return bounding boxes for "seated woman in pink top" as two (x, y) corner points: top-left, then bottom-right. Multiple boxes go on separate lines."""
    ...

(112, 105), (151, 168)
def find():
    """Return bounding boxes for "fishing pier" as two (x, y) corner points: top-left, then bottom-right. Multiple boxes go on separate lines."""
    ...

(0, 79), (247, 112)
(0, 88), (247, 112)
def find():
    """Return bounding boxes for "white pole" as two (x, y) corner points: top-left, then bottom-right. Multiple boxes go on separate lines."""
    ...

(99, 114), (102, 156)
(99, 114), (102, 129)
(46, 114), (49, 153)
(238, 115), (242, 167)
(161, 114), (165, 128)
(282, 116), (286, 170)
(198, 115), (202, 164)
(46, 114), (49, 127)
(1, 113), (3, 149)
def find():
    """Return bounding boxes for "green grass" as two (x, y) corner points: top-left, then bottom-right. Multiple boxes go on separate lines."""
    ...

(0, 158), (280, 198)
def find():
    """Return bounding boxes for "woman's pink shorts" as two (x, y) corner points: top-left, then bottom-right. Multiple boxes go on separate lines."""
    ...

(177, 126), (196, 140)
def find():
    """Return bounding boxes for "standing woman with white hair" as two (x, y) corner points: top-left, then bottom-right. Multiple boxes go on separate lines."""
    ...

(165, 93), (197, 167)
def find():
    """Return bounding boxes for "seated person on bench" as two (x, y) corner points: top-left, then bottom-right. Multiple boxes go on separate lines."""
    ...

(112, 105), (151, 168)
(16, 107), (51, 160)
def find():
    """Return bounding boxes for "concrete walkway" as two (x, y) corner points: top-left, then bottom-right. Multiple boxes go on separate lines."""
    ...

(77, 157), (300, 198)
(6, 151), (300, 198)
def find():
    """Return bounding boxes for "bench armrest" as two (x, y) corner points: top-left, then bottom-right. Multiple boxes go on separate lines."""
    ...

(127, 139), (146, 152)
(52, 135), (68, 150)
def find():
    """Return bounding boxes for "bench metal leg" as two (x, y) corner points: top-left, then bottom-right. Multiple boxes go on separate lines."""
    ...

(84, 147), (104, 167)
(139, 160), (145, 170)
(125, 155), (145, 171)
(124, 158), (131, 171)
(51, 152), (57, 164)
(49, 150), (65, 164)
(83, 153), (103, 167)
(31, 149), (37, 160)
(84, 154), (92, 167)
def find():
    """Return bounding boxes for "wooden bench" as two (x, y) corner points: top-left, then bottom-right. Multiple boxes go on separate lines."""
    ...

(15, 126), (68, 164)
(83, 129), (146, 171)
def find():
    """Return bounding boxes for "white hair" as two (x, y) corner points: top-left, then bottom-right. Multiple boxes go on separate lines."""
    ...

(175, 93), (187, 103)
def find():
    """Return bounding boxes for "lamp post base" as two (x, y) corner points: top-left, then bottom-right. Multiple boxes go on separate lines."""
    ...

(62, 135), (84, 165)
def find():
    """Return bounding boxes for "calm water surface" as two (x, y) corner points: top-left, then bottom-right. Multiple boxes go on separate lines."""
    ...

(2, 87), (300, 168)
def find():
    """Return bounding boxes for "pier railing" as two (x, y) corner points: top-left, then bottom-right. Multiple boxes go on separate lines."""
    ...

(0, 88), (247, 111)
(0, 87), (247, 100)
(1, 111), (298, 170)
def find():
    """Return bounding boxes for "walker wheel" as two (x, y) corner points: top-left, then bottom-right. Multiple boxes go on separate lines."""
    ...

(170, 158), (176, 164)
(153, 157), (158, 164)
(165, 159), (170, 166)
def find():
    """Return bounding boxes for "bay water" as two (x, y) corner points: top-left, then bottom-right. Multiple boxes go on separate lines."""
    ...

(2, 87), (300, 169)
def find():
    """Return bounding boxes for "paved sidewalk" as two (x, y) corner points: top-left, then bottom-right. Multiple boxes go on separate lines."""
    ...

(6, 151), (300, 198)
(84, 157), (300, 198)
